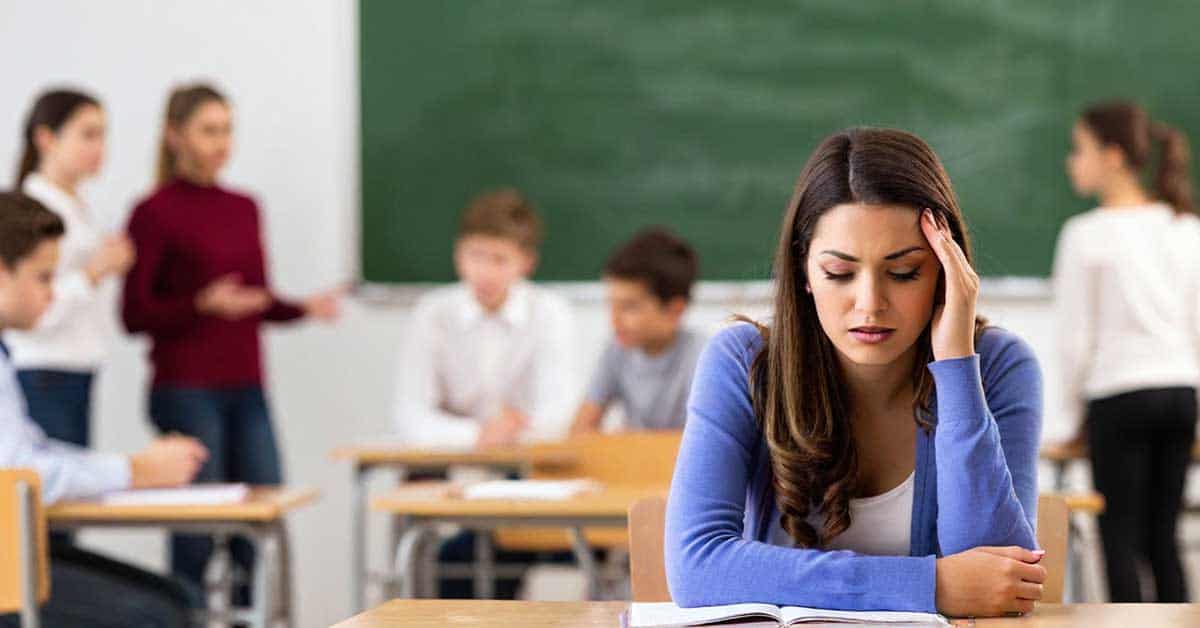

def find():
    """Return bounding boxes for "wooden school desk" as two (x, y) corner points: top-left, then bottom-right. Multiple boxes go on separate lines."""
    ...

(332, 600), (1200, 628)
(372, 482), (667, 600)
(47, 486), (318, 628)
(331, 443), (578, 610)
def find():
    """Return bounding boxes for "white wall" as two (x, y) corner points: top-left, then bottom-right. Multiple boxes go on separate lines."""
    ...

(4, 2), (1182, 624)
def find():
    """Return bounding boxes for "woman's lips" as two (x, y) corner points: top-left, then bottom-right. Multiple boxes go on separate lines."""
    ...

(849, 327), (895, 344)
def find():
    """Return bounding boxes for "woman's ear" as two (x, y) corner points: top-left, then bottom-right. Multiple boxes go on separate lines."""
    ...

(32, 125), (57, 156)
(805, 283), (812, 294)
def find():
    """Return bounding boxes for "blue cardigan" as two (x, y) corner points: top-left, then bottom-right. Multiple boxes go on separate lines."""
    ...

(665, 323), (1042, 612)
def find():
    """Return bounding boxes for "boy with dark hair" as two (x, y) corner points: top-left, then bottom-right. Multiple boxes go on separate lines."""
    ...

(570, 227), (704, 434)
(0, 192), (207, 627)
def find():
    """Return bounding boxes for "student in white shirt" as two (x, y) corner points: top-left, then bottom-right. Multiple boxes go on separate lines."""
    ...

(1055, 100), (1199, 603)
(7, 89), (134, 448)
(392, 188), (576, 599)
(393, 188), (575, 449)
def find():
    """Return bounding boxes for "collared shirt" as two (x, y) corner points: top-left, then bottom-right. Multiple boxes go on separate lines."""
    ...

(392, 281), (577, 448)
(5, 174), (114, 371)
(0, 342), (129, 503)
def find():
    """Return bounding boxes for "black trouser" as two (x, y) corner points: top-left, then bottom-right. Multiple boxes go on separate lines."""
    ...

(0, 544), (195, 628)
(1087, 386), (1196, 602)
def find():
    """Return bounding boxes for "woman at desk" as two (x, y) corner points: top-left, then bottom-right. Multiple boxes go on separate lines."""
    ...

(666, 128), (1044, 617)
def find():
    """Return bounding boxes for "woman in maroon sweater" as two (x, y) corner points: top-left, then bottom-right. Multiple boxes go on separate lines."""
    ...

(122, 83), (340, 607)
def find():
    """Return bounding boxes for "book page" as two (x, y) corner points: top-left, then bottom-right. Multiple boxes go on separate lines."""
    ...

(458, 479), (600, 500)
(629, 601), (781, 627)
(101, 484), (249, 506)
(780, 606), (949, 626)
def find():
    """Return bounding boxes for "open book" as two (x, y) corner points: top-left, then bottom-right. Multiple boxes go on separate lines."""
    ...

(628, 602), (949, 627)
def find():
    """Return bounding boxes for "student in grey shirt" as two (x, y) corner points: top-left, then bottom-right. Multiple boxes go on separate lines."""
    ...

(0, 192), (206, 628)
(570, 228), (703, 434)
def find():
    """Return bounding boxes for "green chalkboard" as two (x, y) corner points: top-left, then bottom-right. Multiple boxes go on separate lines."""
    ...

(361, 1), (1200, 282)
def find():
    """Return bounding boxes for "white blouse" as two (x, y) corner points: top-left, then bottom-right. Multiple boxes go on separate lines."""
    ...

(1053, 204), (1200, 427)
(4, 174), (115, 371)
(769, 471), (915, 556)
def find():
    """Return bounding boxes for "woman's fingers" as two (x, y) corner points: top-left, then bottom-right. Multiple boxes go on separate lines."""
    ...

(1015, 581), (1045, 601)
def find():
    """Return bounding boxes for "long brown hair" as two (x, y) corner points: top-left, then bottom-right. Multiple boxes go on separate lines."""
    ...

(746, 127), (985, 548)
(156, 83), (227, 186)
(15, 89), (100, 188)
(1081, 101), (1194, 214)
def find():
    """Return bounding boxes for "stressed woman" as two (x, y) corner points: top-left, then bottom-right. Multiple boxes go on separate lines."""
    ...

(666, 128), (1044, 617)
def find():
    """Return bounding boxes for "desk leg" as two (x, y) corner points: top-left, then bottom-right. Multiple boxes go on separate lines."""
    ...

(393, 524), (427, 599)
(277, 521), (293, 627)
(474, 531), (495, 599)
(249, 527), (280, 628)
(384, 467), (411, 600)
(206, 532), (234, 616)
(420, 527), (440, 598)
(352, 463), (369, 612)
(568, 526), (599, 600)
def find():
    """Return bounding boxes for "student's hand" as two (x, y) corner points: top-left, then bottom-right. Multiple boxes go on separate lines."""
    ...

(129, 435), (209, 489)
(568, 401), (605, 437)
(84, 233), (137, 284)
(476, 407), (529, 449)
(920, 209), (979, 361)
(196, 273), (272, 320)
(303, 285), (346, 322)
(935, 546), (1047, 617)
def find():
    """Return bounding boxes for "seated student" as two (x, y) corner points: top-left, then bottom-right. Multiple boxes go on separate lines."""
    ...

(393, 188), (575, 449)
(392, 188), (576, 599)
(0, 192), (208, 628)
(569, 227), (704, 435)
(666, 128), (1045, 618)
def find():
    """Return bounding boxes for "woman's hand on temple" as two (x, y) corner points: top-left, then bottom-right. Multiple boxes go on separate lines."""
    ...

(920, 209), (979, 361)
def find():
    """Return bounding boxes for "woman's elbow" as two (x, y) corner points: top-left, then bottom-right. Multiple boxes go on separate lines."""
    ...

(664, 529), (721, 607)
(665, 560), (706, 607)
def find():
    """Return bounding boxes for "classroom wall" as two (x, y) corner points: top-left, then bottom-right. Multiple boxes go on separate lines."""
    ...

(3, 2), (1194, 625)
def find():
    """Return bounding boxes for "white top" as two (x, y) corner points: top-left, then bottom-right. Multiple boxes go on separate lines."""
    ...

(1052, 204), (1200, 426)
(5, 174), (115, 371)
(769, 471), (915, 556)
(391, 281), (578, 448)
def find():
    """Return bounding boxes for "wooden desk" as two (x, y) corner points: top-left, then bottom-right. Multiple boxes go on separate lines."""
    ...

(968, 603), (1200, 626)
(48, 486), (318, 628)
(331, 443), (578, 610)
(333, 601), (1200, 627)
(372, 483), (667, 600)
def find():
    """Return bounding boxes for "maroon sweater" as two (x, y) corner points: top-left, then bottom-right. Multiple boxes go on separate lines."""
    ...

(122, 179), (304, 388)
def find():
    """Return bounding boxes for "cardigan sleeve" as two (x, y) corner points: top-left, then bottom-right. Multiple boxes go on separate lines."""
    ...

(931, 328), (1042, 555)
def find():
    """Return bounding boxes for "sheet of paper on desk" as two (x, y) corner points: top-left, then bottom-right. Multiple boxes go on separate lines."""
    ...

(460, 479), (601, 500)
(101, 483), (250, 506)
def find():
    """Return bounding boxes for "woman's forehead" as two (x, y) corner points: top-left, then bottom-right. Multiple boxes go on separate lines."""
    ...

(809, 203), (926, 258)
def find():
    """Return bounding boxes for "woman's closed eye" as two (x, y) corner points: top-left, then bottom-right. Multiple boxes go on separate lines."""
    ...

(821, 268), (922, 282)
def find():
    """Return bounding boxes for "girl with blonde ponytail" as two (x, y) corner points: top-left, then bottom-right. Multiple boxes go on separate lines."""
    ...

(1057, 100), (1200, 602)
